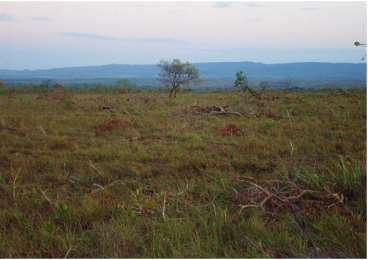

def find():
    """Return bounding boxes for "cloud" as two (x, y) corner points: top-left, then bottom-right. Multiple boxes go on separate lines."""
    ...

(61, 32), (116, 41)
(248, 17), (261, 23)
(299, 7), (322, 11)
(243, 2), (267, 8)
(212, 2), (270, 9)
(134, 37), (186, 44)
(60, 32), (187, 44)
(212, 2), (268, 9)
(0, 13), (15, 22)
(212, 2), (232, 8)
(31, 16), (51, 22)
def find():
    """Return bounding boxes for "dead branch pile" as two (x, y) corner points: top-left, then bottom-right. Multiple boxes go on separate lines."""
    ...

(235, 177), (343, 216)
(191, 105), (242, 116)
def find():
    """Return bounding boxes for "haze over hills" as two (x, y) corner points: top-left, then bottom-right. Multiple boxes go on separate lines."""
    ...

(1, 61), (366, 88)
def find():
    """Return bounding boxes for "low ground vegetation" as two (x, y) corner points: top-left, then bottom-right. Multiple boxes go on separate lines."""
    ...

(0, 87), (366, 257)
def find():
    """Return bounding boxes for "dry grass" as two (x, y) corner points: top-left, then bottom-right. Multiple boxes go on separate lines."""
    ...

(0, 89), (366, 257)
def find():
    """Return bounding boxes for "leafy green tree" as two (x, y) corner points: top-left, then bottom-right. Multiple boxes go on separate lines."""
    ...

(158, 59), (200, 99)
(233, 71), (260, 98)
(234, 71), (248, 91)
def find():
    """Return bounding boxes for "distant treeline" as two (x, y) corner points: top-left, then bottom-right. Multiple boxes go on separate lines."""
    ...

(1, 77), (366, 90)
(0, 80), (364, 95)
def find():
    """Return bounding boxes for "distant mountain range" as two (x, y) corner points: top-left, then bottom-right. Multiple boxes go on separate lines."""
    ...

(1, 61), (366, 88)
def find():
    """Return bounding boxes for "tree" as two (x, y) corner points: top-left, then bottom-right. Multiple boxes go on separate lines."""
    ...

(158, 59), (200, 99)
(353, 41), (367, 61)
(234, 71), (248, 91)
(354, 41), (366, 47)
(233, 71), (260, 98)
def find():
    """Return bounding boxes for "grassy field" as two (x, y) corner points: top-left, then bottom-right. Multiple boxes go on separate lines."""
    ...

(0, 88), (366, 257)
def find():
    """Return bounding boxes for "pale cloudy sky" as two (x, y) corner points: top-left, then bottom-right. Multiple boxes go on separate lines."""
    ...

(0, 1), (366, 69)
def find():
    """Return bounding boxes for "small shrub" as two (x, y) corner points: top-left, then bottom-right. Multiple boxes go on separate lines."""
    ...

(234, 71), (248, 91)
(338, 156), (363, 194)
(54, 203), (73, 224)
(298, 157), (364, 196)
(63, 100), (74, 109)
(179, 132), (202, 142)
(262, 119), (276, 130)
(40, 223), (55, 251)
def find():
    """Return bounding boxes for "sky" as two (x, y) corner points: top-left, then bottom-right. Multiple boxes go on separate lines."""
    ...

(0, 1), (366, 70)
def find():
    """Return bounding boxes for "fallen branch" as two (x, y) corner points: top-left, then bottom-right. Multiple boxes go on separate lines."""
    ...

(10, 168), (21, 204)
(191, 105), (242, 116)
(237, 179), (339, 215)
(88, 160), (104, 176)
(90, 180), (124, 194)
(38, 126), (47, 136)
(162, 193), (167, 221)
(92, 183), (104, 190)
(239, 204), (259, 213)
(245, 180), (287, 207)
(40, 189), (57, 208)
(68, 176), (81, 184)
(286, 189), (317, 201)
(64, 246), (73, 258)
(260, 194), (273, 208)
(210, 111), (242, 116)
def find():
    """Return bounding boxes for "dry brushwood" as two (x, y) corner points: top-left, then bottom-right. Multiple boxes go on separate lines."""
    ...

(236, 178), (342, 215)
(191, 105), (242, 116)
(90, 180), (125, 194)
(38, 126), (47, 136)
(162, 192), (167, 221)
(234, 178), (327, 257)
(40, 189), (58, 208)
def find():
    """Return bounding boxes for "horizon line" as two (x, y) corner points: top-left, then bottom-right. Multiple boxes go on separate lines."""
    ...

(2, 60), (366, 71)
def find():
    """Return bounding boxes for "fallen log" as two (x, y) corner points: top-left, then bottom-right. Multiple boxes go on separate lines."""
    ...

(191, 105), (242, 116)
(210, 111), (242, 116)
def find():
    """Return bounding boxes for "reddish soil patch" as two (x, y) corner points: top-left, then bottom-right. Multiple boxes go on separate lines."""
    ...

(220, 124), (242, 137)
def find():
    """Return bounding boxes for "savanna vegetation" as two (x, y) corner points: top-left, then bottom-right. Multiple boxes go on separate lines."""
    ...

(0, 82), (366, 257)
